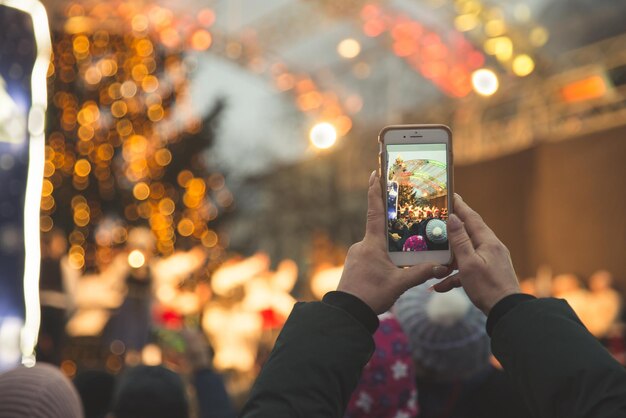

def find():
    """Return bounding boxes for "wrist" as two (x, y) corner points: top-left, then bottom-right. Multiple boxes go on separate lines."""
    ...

(486, 293), (536, 336)
(323, 291), (379, 334)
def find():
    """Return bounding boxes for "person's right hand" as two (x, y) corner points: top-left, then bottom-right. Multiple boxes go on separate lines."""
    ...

(432, 194), (520, 315)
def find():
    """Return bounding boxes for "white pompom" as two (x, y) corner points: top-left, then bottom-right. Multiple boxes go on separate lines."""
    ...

(425, 288), (471, 326)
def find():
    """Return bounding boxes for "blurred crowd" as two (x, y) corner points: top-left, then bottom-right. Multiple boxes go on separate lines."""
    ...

(0, 222), (621, 417)
(389, 205), (448, 252)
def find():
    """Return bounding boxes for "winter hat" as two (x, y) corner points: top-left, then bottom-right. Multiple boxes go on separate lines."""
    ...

(394, 280), (490, 381)
(73, 370), (115, 418)
(345, 313), (419, 418)
(425, 219), (447, 245)
(0, 363), (83, 418)
(112, 365), (188, 418)
(403, 234), (428, 251)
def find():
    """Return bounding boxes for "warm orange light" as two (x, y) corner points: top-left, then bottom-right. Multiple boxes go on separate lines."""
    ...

(202, 230), (218, 248)
(561, 76), (607, 103)
(160, 27), (180, 48)
(154, 149), (172, 166)
(133, 182), (150, 200)
(177, 170), (193, 187)
(158, 198), (175, 215)
(74, 159), (92, 176)
(141, 75), (159, 93)
(136, 39), (154, 57)
(191, 29), (212, 51)
(41, 179), (54, 196)
(177, 218), (194, 236)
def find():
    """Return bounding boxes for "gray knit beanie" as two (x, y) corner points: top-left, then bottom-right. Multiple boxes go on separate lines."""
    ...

(394, 280), (490, 381)
(0, 363), (83, 418)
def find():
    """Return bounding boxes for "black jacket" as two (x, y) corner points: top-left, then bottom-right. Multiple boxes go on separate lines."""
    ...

(240, 294), (626, 418)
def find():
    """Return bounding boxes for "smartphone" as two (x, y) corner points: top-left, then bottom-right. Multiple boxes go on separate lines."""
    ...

(379, 125), (453, 266)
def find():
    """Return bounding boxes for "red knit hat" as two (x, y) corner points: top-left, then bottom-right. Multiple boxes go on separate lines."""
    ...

(344, 313), (418, 418)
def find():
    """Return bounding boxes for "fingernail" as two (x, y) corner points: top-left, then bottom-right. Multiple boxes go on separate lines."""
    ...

(454, 193), (463, 201)
(432, 265), (448, 277)
(447, 214), (461, 230)
(369, 170), (377, 186)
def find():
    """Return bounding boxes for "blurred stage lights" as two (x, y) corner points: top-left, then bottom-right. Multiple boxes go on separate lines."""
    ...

(309, 122), (337, 149)
(337, 38), (361, 59)
(471, 69), (499, 96)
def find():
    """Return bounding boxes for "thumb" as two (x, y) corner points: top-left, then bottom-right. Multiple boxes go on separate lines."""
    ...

(447, 214), (476, 267)
(365, 171), (386, 242)
(432, 273), (462, 293)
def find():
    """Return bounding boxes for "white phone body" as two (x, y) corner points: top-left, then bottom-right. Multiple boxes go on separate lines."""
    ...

(379, 125), (454, 266)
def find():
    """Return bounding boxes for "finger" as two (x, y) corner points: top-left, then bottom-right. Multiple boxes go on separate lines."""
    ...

(447, 214), (477, 267)
(453, 195), (498, 246)
(431, 274), (462, 293)
(365, 171), (386, 242)
(399, 263), (450, 289)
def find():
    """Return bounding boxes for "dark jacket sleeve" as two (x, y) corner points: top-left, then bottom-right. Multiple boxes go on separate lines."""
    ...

(491, 297), (626, 418)
(239, 301), (375, 418)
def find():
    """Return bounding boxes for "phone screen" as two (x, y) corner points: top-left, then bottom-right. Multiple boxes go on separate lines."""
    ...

(386, 143), (449, 252)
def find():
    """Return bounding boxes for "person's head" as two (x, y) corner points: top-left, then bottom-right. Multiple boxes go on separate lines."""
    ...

(344, 313), (418, 418)
(394, 281), (491, 381)
(111, 365), (188, 418)
(0, 363), (83, 418)
(589, 270), (613, 292)
(552, 274), (581, 297)
(73, 370), (115, 418)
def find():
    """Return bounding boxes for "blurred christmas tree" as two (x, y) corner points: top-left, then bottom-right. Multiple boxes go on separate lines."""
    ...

(388, 156), (407, 180)
(42, 3), (231, 271)
(398, 184), (417, 208)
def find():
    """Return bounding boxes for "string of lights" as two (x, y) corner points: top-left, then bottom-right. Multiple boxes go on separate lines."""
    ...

(44, 2), (230, 272)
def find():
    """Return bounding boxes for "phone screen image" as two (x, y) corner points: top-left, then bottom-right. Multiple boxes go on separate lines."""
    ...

(386, 143), (449, 252)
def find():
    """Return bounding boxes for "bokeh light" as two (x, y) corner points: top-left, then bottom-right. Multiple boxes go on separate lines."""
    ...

(512, 54), (535, 77)
(309, 122), (337, 149)
(337, 38), (361, 59)
(471, 69), (499, 96)
(128, 249), (146, 268)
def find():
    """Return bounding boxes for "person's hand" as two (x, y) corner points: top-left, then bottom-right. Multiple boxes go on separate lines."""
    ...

(432, 194), (520, 315)
(336, 171), (450, 314)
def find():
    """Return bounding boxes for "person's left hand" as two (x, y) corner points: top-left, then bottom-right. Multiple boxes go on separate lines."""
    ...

(336, 171), (451, 314)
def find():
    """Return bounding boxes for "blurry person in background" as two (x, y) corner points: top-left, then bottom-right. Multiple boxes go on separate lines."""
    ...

(394, 280), (530, 418)
(110, 365), (188, 418)
(587, 270), (622, 338)
(38, 228), (75, 365)
(73, 370), (115, 418)
(104, 227), (156, 356)
(587, 270), (625, 365)
(182, 328), (236, 418)
(0, 363), (83, 418)
(394, 282), (490, 418)
(551, 273), (589, 319)
(344, 313), (418, 418)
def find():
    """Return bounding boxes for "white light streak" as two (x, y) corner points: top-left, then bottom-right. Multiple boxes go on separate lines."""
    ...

(0, 0), (52, 366)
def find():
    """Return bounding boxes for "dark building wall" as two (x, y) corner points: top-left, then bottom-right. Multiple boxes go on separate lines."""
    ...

(457, 126), (626, 285)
